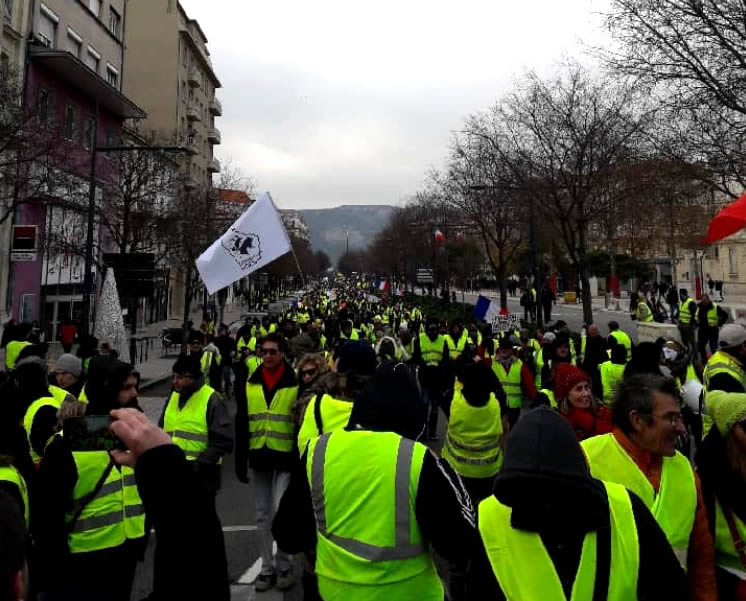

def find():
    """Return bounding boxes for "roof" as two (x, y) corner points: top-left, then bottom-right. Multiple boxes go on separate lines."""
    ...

(219, 189), (253, 204)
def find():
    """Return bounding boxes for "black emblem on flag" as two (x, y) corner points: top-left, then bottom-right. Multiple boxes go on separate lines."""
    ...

(222, 228), (263, 270)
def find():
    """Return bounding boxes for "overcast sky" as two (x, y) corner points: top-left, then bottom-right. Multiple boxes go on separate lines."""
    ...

(181, 0), (609, 210)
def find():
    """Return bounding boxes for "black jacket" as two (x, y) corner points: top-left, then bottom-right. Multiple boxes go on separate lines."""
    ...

(466, 407), (688, 600)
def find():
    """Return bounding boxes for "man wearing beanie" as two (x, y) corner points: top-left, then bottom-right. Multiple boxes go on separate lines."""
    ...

(468, 406), (687, 599)
(160, 354), (233, 494)
(54, 353), (84, 398)
(697, 390), (746, 600)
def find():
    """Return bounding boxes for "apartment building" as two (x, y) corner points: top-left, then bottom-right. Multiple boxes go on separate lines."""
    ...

(9, 0), (144, 328)
(2, 0), (31, 75)
(123, 0), (222, 190)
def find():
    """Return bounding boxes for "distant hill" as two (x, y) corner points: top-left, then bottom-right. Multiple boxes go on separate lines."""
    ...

(300, 205), (396, 265)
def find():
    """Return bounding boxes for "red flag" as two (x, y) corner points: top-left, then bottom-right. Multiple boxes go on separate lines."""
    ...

(703, 191), (746, 244)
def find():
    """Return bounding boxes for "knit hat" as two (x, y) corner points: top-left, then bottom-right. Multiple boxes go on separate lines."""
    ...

(337, 341), (377, 376)
(172, 354), (203, 379)
(55, 353), (82, 378)
(553, 363), (590, 402)
(707, 390), (746, 436)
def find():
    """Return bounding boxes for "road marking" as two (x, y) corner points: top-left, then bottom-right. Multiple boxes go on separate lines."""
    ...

(238, 542), (277, 584)
(223, 525), (259, 533)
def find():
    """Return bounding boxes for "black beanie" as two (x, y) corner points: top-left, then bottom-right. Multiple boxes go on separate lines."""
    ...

(172, 354), (203, 379)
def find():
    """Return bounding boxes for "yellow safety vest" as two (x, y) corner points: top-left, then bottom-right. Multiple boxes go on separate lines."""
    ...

(341, 329), (360, 341)
(49, 385), (72, 406)
(65, 451), (144, 553)
(419, 333), (446, 366)
(492, 359), (523, 409)
(200, 350), (221, 374)
(636, 301), (654, 323)
(581, 433), (696, 568)
(679, 298), (696, 325)
(599, 361), (625, 404)
(306, 430), (443, 601)
(246, 378), (298, 453)
(298, 394), (353, 455)
(706, 304), (719, 328)
(5, 340), (31, 370)
(78, 386), (89, 404)
(714, 500), (746, 581)
(0, 464), (29, 526)
(477, 481), (640, 601)
(237, 336), (257, 355)
(247, 355), (262, 377)
(163, 383), (216, 462)
(23, 396), (61, 464)
(442, 390), (502, 479)
(446, 332), (469, 360)
(703, 351), (746, 437)
(540, 388), (557, 409)
(609, 330), (632, 362)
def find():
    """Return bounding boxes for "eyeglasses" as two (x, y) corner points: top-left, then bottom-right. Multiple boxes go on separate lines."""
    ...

(300, 368), (318, 377)
(652, 412), (684, 426)
(260, 348), (279, 356)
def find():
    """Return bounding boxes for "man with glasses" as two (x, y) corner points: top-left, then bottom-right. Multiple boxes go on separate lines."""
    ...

(582, 373), (717, 601)
(235, 332), (299, 592)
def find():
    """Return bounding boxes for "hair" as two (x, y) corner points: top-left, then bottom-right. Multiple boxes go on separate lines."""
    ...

(612, 373), (680, 433)
(608, 321), (619, 331)
(262, 332), (289, 354)
(610, 342), (627, 364)
(297, 353), (329, 377)
(56, 398), (87, 430)
(0, 490), (25, 601)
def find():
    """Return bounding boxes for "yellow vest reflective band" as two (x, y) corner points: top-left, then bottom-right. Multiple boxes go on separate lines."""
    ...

(581, 433), (696, 568)
(49, 385), (72, 406)
(297, 394), (353, 454)
(246, 379), (298, 453)
(599, 362), (625, 404)
(164, 384), (216, 462)
(65, 451), (144, 553)
(707, 304), (719, 327)
(540, 388), (557, 409)
(442, 390), (502, 478)
(23, 396), (61, 464)
(609, 330), (632, 362)
(419, 333), (446, 366)
(307, 430), (443, 600)
(477, 481), (639, 601)
(714, 500), (746, 580)
(200, 350), (221, 374)
(446, 332), (468, 360)
(679, 298), (695, 324)
(5, 340), (31, 370)
(0, 465), (29, 526)
(492, 359), (523, 409)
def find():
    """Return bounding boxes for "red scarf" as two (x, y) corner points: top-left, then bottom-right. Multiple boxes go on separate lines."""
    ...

(262, 361), (285, 392)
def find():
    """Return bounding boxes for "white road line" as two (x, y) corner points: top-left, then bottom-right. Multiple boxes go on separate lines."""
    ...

(223, 525), (259, 533)
(238, 542), (276, 584)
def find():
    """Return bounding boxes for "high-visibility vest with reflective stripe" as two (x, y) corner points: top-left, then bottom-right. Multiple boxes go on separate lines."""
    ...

(237, 336), (257, 355)
(246, 380), (298, 453)
(492, 359), (523, 409)
(442, 390), (502, 479)
(247, 355), (262, 377)
(599, 361), (625, 404)
(65, 451), (144, 553)
(706, 304), (719, 327)
(419, 333), (446, 366)
(581, 433), (696, 568)
(578, 336), (587, 363)
(5, 340), (31, 370)
(297, 394), (353, 455)
(679, 298), (696, 325)
(540, 388), (557, 409)
(0, 465), (29, 526)
(49, 385), (72, 406)
(609, 330), (632, 362)
(341, 329), (360, 341)
(23, 396), (61, 464)
(477, 481), (639, 600)
(306, 430), (443, 599)
(200, 350), (221, 374)
(164, 384), (215, 462)
(704, 351), (746, 393)
(534, 349), (546, 389)
(446, 332), (468, 360)
(714, 500), (746, 581)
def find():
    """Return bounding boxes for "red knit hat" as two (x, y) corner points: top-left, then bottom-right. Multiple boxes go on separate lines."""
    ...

(553, 363), (590, 402)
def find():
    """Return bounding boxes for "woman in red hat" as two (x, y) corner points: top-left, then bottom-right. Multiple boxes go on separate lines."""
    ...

(553, 363), (613, 441)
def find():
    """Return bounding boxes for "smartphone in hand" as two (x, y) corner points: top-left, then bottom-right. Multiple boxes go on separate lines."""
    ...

(63, 416), (127, 452)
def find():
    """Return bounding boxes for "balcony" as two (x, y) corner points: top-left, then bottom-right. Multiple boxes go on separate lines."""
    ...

(207, 158), (221, 173)
(209, 98), (222, 116)
(186, 106), (201, 122)
(207, 127), (221, 144)
(185, 137), (199, 155)
(184, 176), (199, 190)
(187, 67), (201, 88)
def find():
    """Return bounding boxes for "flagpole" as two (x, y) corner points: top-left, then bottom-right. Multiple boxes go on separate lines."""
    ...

(290, 247), (306, 287)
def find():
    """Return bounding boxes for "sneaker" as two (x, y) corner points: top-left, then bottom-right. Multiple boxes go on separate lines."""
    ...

(254, 572), (276, 592)
(277, 567), (295, 590)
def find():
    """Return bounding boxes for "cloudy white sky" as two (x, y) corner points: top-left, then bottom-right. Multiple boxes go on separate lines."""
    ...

(181, 0), (609, 210)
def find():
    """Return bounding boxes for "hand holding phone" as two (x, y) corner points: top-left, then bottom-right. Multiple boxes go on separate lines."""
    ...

(64, 416), (126, 452)
(109, 409), (172, 468)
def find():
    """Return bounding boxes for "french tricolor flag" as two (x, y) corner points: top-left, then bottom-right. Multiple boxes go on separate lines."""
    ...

(378, 280), (391, 293)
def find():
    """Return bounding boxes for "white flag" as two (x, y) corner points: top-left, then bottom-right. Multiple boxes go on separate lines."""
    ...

(196, 192), (292, 294)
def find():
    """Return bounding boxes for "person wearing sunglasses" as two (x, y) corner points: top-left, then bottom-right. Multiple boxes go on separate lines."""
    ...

(292, 353), (329, 426)
(697, 390), (746, 600)
(582, 373), (717, 601)
(235, 332), (298, 592)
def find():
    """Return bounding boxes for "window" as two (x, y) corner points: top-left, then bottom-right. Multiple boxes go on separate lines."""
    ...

(4, 0), (13, 19)
(108, 7), (121, 38)
(106, 64), (119, 88)
(66, 28), (82, 59)
(38, 88), (50, 128)
(89, 0), (101, 17)
(85, 46), (100, 73)
(38, 7), (57, 47)
(63, 104), (76, 141)
(83, 117), (95, 150)
(729, 248), (738, 274)
(0, 53), (9, 78)
(181, 81), (187, 102)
